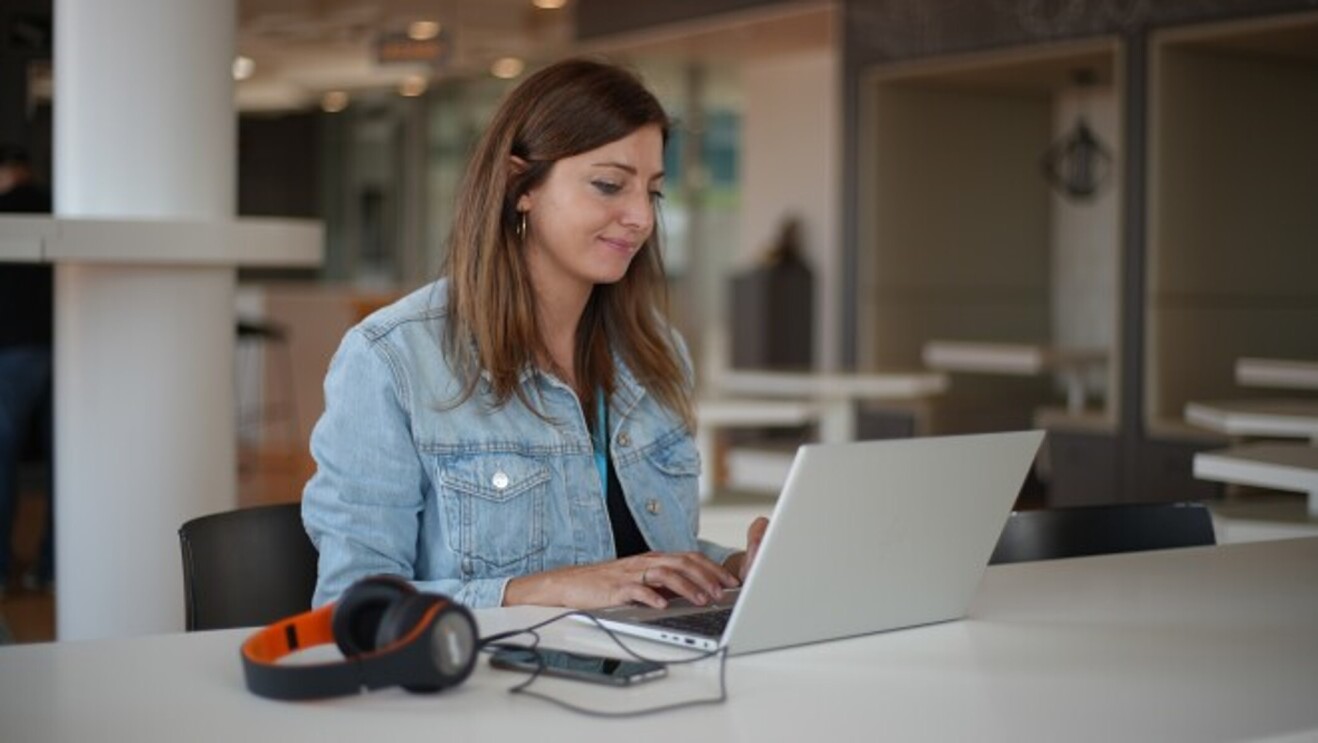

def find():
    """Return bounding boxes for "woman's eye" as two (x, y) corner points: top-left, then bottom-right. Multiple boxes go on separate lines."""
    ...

(592, 180), (622, 195)
(649, 190), (665, 202)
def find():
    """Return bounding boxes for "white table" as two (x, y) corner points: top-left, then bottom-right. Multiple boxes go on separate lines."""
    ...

(694, 398), (821, 499)
(1185, 399), (1318, 442)
(708, 368), (947, 443)
(922, 340), (1108, 413)
(4, 538), (1317, 742)
(1210, 498), (1318, 543)
(1196, 443), (1318, 516)
(697, 370), (945, 497)
(1236, 357), (1318, 391)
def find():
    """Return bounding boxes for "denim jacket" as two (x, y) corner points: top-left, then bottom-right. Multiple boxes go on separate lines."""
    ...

(302, 280), (733, 608)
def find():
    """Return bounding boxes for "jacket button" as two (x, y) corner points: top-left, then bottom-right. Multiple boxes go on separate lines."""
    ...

(646, 499), (660, 515)
(617, 431), (632, 447)
(492, 471), (510, 490)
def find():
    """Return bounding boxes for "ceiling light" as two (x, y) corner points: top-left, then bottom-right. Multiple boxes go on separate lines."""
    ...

(321, 91), (349, 113)
(490, 57), (525, 80)
(532, 0), (568, 9)
(232, 55), (255, 81)
(407, 20), (441, 41)
(399, 75), (428, 97)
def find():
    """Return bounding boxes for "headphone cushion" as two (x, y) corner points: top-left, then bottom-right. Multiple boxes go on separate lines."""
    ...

(373, 594), (450, 693)
(373, 593), (441, 650)
(331, 575), (416, 657)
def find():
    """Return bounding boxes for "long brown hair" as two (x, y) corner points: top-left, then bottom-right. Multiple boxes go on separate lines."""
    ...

(442, 58), (693, 430)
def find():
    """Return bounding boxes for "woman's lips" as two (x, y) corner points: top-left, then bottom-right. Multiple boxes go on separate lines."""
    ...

(599, 237), (638, 254)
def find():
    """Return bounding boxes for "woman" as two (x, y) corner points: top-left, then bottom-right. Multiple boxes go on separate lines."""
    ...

(303, 58), (766, 610)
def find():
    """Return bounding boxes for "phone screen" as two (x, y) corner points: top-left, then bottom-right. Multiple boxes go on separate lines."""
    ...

(489, 647), (667, 686)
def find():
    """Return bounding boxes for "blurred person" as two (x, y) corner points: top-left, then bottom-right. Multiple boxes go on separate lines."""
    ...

(0, 144), (54, 598)
(0, 147), (50, 212)
(303, 59), (767, 610)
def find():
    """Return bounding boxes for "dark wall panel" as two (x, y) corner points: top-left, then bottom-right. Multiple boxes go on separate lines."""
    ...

(237, 113), (320, 219)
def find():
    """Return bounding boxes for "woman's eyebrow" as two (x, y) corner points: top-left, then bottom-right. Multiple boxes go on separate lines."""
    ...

(591, 162), (665, 181)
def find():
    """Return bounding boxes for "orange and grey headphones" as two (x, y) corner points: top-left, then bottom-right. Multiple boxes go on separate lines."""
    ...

(241, 575), (479, 701)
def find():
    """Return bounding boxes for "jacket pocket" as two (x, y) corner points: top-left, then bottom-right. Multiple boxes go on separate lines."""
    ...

(437, 452), (550, 570)
(642, 433), (701, 478)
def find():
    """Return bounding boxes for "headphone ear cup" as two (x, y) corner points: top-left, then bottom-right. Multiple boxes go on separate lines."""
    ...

(331, 575), (416, 657)
(373, 594), (448, 693)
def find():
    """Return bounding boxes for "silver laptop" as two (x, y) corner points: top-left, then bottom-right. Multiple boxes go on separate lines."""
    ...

(586, 431), (1045, 655)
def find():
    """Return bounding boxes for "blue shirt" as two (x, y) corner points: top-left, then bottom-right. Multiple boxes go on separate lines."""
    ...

(302, 280), (734, 608)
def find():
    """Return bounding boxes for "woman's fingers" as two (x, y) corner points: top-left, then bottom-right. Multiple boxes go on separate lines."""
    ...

(747, 517), (769, 547)
(671, 552), (740, 594)
(643, 552), (738, 604)
(622, 582), (670, 609)
(743, 517), (770, 580)
(517, 551), (746, 610)
(643, 563), (714, 606)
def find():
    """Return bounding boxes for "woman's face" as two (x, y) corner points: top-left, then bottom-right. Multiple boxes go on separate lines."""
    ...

(517, 124), (664, 301)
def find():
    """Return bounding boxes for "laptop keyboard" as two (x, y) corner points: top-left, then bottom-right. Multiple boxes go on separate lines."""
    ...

(644, 608), (732, 637)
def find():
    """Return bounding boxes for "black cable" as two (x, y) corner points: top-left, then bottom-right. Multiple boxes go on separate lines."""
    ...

(478, 610), (729, 717)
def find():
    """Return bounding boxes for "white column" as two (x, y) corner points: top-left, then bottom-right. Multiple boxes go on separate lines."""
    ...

(54, 0), (237, 639)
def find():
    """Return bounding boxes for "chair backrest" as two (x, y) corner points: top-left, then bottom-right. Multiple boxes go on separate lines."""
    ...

(989, 501), (1216, 565)
(178, 503), (318, 631)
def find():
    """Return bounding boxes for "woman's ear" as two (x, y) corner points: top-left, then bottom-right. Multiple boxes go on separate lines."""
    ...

(509, 156), (532, 212)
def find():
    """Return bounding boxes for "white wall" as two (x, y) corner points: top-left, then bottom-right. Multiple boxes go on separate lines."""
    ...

(1050, 86), (1120, 403)
(738, 48), (840, 370)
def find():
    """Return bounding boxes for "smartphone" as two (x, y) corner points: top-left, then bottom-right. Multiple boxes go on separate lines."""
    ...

(488, 647), (667, 687)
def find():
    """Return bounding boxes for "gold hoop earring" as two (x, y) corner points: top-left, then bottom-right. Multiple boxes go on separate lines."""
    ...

(517, 211), (527, 241)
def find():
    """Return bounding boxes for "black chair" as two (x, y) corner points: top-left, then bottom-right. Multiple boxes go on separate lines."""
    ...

(178, 503), (318, 631)
(989, 501), (1216, 565)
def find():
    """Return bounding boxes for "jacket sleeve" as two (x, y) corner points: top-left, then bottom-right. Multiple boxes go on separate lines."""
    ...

(301, 328), (510, 608)
(698, 538), (738, 567)
(670, 327), (740, 566)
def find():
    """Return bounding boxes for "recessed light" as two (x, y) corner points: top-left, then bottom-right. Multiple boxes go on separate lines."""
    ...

(399, 75), (428, 97)
(532, 0), (567, 9)
(321, 91), (349, 113)
(490, 57), (525, 80)
(232, 56), (255, 81)
(408, 20), (441, 41)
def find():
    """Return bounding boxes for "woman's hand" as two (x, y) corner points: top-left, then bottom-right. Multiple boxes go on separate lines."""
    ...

(503, 551), (741, 609)
(722, 517), (770, 582)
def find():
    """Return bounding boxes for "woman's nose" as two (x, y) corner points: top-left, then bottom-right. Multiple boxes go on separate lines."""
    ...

(619, 191), (654, 233)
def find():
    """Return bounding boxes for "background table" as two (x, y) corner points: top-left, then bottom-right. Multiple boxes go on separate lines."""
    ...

(922, 340), (1107, 413)
(3, 538), (1316, 742)
(1185, 399), (1318, 442)
(1195, 443), (1318, 516)
(696, 369), (946, 496)
(1235, 357), (1318, 391)
(694, 398), (821, 499)
(707, 368), (946, 442)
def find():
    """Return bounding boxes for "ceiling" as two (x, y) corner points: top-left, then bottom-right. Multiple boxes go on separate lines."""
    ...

(235, 0), (576, 111)
(234, 0), (837, 113)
